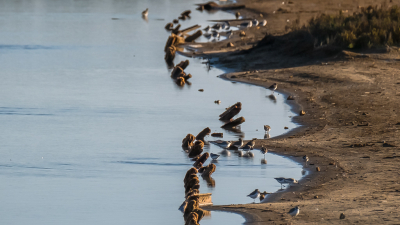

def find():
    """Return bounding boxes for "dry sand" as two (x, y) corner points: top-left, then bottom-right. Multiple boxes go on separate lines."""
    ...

(190, 0), (400, 224)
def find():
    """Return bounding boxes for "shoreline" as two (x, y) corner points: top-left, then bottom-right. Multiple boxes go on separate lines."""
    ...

(185, 0), (400, 223)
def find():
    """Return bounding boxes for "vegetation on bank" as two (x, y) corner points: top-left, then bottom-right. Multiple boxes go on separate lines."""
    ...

(288, 5), (400, 49)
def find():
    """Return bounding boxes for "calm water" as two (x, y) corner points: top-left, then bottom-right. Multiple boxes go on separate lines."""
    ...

(0, 1), (302, 224)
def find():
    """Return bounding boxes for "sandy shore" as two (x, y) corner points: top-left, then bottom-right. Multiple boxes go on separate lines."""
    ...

(193, 0), (400, 224)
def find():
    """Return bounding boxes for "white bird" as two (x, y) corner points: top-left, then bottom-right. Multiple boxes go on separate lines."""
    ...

(212, 23), (221, 30)
(252, 19), (259, 26)
(211, 153), (220, 160)
(260, 20), (267, 26)
(225, 22), (230, 30)
(288, 206), (300, 217)
(218, 141), (231, 149)
(247, 189), (260, 203)
(142, 8), (149, 17)
(212, 30), (220, 39)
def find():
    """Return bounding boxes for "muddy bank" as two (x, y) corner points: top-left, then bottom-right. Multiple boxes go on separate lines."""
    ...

(192, 0), (400, 224)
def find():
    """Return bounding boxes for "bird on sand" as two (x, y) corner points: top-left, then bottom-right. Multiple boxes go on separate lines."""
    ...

(252, 19), (259, 26)
(232, 138), (243, 149)
(240, 20), (252, 28)
(212, 30), (220, 39)
(235, 12), (240, 19)
(261, 145), (268, 159)
(142, 8), (149, 17)
(268, 83), (277, 93)
(204, 33), (212, 39)
(247, 189), (260, 203)
(260, 20), (267, 26)
(210, 153), (220, 160)
(241, 139), (256, 150)
(303, 155), (309, 165)
(288, 206), (300, 217)
(264, 125), (271, 133)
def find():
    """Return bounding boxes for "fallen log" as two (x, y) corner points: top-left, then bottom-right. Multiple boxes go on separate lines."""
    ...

(195, 127), (211, 141)
(219, 102), (241, 120)
(185, 30), (203, 42)
(196, 1), (245, 10)
(171, 66), (185, 78)
(177, 60), (190, 70)
(221, 116), (245, 128)
(180, 25), (201, 34)
(193, 153), (209, 168)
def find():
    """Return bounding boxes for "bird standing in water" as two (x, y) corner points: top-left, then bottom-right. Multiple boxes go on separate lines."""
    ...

(247, 189), (260, 203)
(142, 8), (149, 17)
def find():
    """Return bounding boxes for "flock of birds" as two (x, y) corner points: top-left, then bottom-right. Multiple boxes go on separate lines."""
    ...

(202, 18), (267, 41)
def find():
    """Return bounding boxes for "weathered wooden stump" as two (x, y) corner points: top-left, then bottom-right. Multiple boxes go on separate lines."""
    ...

(184, 167), (198, 183)
(182, 133), (195, 150)
(181, 10), (192, 17)
(219, 102), (242, 120)
(165, 22), (174, 30)
(171, 66), (185, 78)
(176, 60), (190, 70)
(221, 116), (245, 128)
(189, 140), (204, 158)
(165, 46), (176, 63)
(193, 153), (209, 168)
(185, 30), (203, 42)
(176, 77), (185, 86)
(201, 163), (216, 177)
(196, 127), (211, 141)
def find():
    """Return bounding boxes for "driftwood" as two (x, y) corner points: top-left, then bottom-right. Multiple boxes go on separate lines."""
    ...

(193, 153), (209, 168)
(185, 30), (203, 42)
(201, 163), (216, 177)
(219, 102), (242, 120)
(165, 22), (173, 30)
(184, 167), (198, 184)
(171, 66), (185, 78)
(165, 46), (176, 62)
(182, 133), (195, 150)
(181, 10), (192, 17)
(221, 116), (245, 128)
(189, 141), (204, 158)
(177, 60), (190, 70)
(196, 1), (245, 10)
(180, 25), (201, 35)
(164, 34), (185, 52)
(172, 24), (182, 34)
(211, 133), (223, 137)
(176, 77), (185, 86)
(196, 127), (211, 141)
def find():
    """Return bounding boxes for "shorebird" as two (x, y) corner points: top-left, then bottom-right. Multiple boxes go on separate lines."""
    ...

(247, 189), (260, 203)
(212, 23), (221, 30)
(264, 125), (271, 133)
(240, 20), (253, 28)
(261, 145), (268, 159)
(203, 33), (212, 39)
(274, 177), (286, 189)
(288, 206), (300, 217)
(216, 140), (231, 149)
(260, 20), (267, 26)
(212, 30), (220, 39)
(203, 25), (211, 33)
(222, 21), (230, 30)
(226, 30), (233, 38)
(142, 8), (149, 17)
(232, 138), (243, 149)
(303, 155), (309, 165)
(211, 153), (220, 160)
(235, 12), (240, 19)
(241, 139), (256, 150)
(252, 19), (259, 26)
(268, 83), (277, 93)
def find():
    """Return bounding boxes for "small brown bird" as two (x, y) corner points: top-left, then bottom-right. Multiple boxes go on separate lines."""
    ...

(142, 8), (149, 17)
(264, 125), (271, 133)
(268, 83), (277, 93)
(261, 145), (268, 159)
(235, 12), (240, 19)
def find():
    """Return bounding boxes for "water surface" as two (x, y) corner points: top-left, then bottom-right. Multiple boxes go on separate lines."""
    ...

(0, 1), (302, 224)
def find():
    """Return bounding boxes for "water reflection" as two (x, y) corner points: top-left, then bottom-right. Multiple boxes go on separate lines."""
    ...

(264, 133), (270, 139)
(268, 94), (277, 103)
(203, 176), (215, 188)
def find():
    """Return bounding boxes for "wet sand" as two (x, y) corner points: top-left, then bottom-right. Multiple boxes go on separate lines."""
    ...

(192, 0), (400, 224)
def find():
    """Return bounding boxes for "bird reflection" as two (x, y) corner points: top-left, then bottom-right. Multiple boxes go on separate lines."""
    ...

(268, 94), (277, 103)
(203, 176), (215, 188)
(141, 15), (148, 22)
(264, 133), (270, 139)
(221, 126), (244, 135)
(261, 159), (267, 164)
